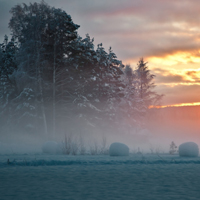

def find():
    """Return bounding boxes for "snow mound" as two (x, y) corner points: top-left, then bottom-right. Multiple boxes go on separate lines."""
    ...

(42, 141), (59, 154)
(179, 142), (199, 157)
(109, 142), (129, 156)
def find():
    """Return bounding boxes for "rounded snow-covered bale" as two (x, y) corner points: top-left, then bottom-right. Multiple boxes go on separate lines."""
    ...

(109, 142), (129, 156)
(179, 142), (199, 157)
(42, 141), (58, 154)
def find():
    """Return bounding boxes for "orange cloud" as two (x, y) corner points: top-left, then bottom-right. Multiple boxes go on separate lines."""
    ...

(149, 51), (200, 67)
(153, 67), (200, 84)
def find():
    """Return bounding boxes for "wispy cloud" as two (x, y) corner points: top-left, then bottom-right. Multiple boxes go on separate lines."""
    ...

(153, 68), (200, 105)
(153, 68), (200, 84)
(156, 84), (200, 105)
(2, 0), (200, 61)
(64, 0), (200, 62)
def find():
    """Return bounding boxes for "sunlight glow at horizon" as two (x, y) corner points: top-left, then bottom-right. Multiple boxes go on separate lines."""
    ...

(150, 102), (200, 109)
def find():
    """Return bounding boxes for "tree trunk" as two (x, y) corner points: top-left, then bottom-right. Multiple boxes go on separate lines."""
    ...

(37, 47), (48, 136)
(52, 40), (56, 136)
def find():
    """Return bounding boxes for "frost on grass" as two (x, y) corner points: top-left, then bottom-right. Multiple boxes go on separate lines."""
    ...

(109, 142), (129, 156)
(179, 142), (199, 157)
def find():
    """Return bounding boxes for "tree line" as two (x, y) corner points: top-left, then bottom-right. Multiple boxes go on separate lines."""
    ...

(0, 1), (162, 137)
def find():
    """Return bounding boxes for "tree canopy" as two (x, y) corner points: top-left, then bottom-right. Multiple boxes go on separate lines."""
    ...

(0, 1), (162, 137)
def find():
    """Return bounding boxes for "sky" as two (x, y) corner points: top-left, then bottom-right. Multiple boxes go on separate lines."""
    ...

(1, 0), (200, 106)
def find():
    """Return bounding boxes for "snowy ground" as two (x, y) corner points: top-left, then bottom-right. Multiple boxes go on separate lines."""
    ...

(0, 154), (200, 200)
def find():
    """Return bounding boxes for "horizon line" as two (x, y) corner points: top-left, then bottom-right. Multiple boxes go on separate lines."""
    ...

(149, 102), (200, 109)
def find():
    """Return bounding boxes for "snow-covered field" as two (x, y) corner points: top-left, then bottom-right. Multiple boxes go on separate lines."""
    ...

(0, 154), (200, 200)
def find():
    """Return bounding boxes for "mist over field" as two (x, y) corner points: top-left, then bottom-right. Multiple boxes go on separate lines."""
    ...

(1, 106), (200, 200)
(0, 105), (199, 155)
(146, 106), (200, 151)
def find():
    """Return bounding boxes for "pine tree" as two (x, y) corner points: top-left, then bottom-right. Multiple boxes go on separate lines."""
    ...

(65, 35), (101, 128)
(0, 36), (18, 133)
(134, 58), (162, 108)
(8, 1), (80, 136)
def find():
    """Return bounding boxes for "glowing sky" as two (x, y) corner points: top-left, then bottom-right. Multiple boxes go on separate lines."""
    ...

(1, 0), (200, 106)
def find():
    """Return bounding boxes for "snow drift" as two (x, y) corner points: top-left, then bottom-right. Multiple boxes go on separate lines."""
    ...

(109, 142), (129, 156)
(179, 142), (199, 157)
